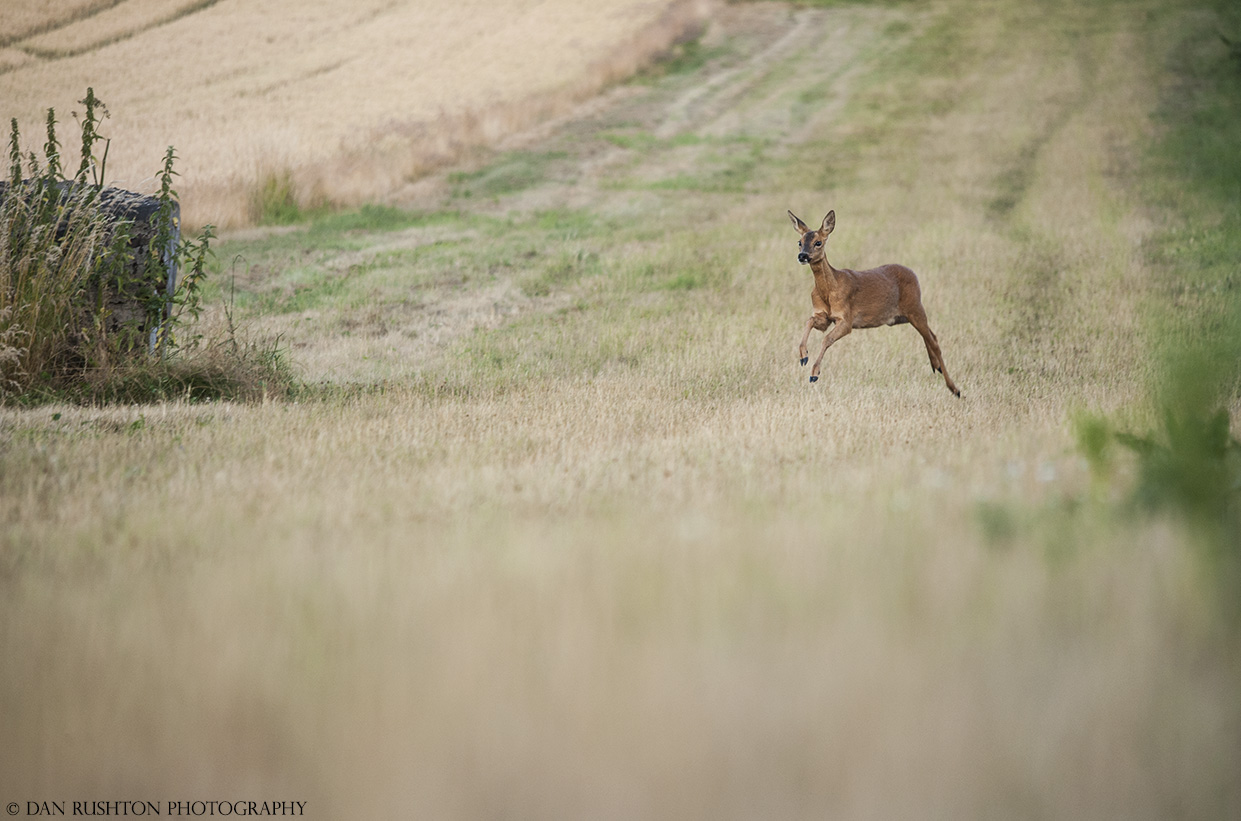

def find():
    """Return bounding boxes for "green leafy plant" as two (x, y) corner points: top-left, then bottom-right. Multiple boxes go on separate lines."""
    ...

(0, 89), (281, 403)
(73, 86), (109, 186)
(249, 167), (301, 225)
(1076, 407), (1241, 528)
(1117, 408), (1241, 521)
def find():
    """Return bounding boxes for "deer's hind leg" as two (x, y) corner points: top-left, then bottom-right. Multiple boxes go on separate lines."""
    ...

(906, 307), (960, 397)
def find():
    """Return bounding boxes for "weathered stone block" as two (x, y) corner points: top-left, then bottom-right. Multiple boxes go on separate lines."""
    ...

(0, 181), (180, 347)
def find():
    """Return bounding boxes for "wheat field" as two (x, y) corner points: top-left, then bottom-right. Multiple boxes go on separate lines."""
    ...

(2, 0), (1240, 818)
(0, 0), (708, 227)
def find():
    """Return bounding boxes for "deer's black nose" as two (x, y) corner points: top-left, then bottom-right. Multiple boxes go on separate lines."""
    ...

(797, 252), (809, 264)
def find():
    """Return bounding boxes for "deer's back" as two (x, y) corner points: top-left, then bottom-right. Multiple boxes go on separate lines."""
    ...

(841, 264), (921, 328)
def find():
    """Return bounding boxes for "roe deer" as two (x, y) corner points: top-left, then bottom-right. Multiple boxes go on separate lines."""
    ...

(788, 209), (960, 397)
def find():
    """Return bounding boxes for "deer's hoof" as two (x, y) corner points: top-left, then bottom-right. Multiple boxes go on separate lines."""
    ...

(809, 375), (818, 383)
(800, 357), (808, 366)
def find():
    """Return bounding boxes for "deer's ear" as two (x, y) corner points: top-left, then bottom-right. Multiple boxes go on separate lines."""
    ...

(821, 211), (836, 235)
(788, 210), (810, 234)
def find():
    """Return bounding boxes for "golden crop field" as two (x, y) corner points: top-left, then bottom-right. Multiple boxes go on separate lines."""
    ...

(0, 0), (707, 227)
(3, 0), (1241, 817)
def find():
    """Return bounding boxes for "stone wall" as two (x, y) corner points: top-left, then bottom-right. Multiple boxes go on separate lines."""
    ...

(94, 186), (181, 341)
(0, 181), (180, 346)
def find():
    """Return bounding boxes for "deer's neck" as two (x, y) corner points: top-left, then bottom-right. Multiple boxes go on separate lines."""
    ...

(810, 257), (842, 292)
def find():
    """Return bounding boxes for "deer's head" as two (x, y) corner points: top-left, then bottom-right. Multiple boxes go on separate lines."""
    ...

(788, 210), (835, 265)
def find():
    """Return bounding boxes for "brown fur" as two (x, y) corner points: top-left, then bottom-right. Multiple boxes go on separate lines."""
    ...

(788, 209), (960, 397)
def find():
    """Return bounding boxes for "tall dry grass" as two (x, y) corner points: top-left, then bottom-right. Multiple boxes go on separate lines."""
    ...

(0, 0), (711, 228)
(0, 182), (109, 392)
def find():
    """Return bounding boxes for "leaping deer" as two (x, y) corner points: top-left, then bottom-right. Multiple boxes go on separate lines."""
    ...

(789, 209), (960, 397)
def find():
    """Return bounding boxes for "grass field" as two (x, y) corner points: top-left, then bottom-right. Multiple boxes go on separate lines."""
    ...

(3, 0), (1241, 817)
(0, 0), (707, 227)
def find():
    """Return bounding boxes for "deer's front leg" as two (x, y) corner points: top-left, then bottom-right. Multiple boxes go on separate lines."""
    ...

(799, 312), (830, 366)
(809, 319), (852, 383)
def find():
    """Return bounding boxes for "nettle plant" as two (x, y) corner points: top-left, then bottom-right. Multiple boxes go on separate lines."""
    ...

(0, 88), (215, 396)
(147, 144), (215, 356)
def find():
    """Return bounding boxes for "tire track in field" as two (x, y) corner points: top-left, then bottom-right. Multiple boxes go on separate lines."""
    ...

(0, 0), (126, 48)
(957, 6), (1157, 401)
(11, 0), (223, 62)
(479, 4), (902, 210)
(653, 9), (819, 140)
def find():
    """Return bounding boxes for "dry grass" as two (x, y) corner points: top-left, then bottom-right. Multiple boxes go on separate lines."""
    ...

(1, 0), (1239, 817)
(0, 0), (710, 228)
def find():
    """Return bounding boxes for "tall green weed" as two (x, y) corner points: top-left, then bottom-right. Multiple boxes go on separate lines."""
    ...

(0, 90), (289, 403)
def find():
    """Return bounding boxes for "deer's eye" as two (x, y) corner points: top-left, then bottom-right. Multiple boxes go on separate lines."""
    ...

(815, 241), (822, 246)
